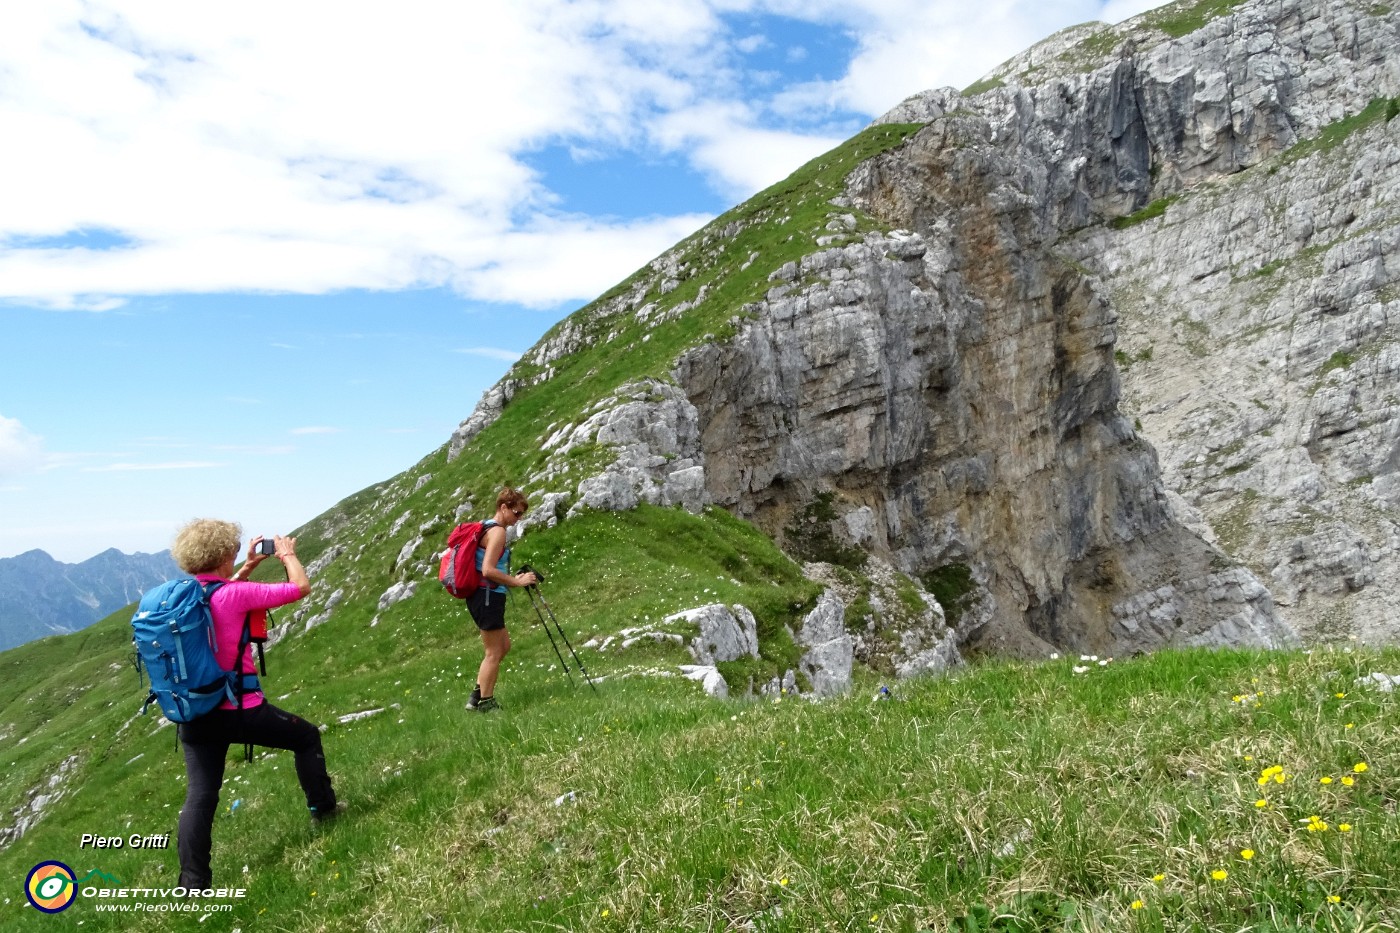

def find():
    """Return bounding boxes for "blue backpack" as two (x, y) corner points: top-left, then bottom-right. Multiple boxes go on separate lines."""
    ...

(131, 579), (260, 723)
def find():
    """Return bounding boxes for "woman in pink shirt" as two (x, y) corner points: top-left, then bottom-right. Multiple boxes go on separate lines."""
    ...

(170, 518), (339, 892)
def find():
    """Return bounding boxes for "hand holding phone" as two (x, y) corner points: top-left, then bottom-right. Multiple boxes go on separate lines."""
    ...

(257, 538), (277, 556)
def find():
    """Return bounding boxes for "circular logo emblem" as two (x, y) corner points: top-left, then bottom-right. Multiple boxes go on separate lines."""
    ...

(25, 861), (77, 913)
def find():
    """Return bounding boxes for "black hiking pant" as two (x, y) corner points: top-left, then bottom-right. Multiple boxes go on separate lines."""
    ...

(176, 702), (336, 889)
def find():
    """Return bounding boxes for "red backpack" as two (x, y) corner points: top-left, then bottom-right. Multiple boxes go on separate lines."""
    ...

(439, 521), (487, 598)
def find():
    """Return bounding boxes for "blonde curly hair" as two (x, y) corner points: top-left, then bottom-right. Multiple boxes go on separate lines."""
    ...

(171, 518), (242, 574)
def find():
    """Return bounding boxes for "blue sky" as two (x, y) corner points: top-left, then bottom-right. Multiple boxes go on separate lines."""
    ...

(0, 0), (1159, 562)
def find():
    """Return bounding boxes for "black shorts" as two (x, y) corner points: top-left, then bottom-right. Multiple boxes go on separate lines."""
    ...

(467, 588), (508, 631)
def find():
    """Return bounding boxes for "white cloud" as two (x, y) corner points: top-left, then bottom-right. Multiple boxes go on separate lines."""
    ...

(83, 461), (224, 472)
(0, 0), (1160, 310)
(289, 427), (342, 436)
(0, 0), (739, 310)
(455, 347), (524, 362)
(650, 101), (846, 198)
(735, 34), (770, 54)
(0, 414), (45, 477)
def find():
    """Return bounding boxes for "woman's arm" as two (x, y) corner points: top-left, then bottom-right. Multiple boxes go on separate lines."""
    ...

(273, 535), (311, 597)
(231, 536), (270, 582)
(480, 527), (536, 589)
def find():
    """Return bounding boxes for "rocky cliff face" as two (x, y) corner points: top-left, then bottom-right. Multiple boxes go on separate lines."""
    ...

(936, 0), (1400, 646)
(676, 119), (1290, 657)
(444, 0), (1398, 660)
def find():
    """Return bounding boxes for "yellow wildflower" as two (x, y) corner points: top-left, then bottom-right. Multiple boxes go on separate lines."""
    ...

(1345, 723), (1354, 730)
(1255, 799), (1269, 808)
(1353, 762), (1368, 773)
(1328, 895), (1341, 904)
(1152, 874), (1165, 883)
(1338, 823), (1352, 832)
(1320, 777), (1333, 784)
(1240, 849), (1255, 860)
(1341, 776), (1355, 787)
(1131, 900), (1144, 910)
(1211, 870), (1228, 881)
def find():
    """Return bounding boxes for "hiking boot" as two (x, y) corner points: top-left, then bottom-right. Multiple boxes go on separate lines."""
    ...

(474, 696), (500, 713)
(466, 686), (482, 710)
(310, 802), (347, 824)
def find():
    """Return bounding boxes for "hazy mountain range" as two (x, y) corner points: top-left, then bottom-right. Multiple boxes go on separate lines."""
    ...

(0, 548), (181, 651)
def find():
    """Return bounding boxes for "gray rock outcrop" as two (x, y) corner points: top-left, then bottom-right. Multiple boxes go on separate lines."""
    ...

(950, 0), (1400, 644)
(797, 592), (854, 696)
(557, 381), (708, 516)
(667, 603), (760, 664)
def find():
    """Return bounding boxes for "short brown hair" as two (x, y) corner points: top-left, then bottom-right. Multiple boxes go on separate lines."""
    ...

(171, 518), (241, 574)
(497, 487), (528, 513)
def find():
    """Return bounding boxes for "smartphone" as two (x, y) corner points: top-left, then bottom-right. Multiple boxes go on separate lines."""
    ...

(257, 539), (277, 556)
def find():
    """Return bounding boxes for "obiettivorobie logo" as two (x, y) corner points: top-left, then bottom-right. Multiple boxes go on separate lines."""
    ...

(24, 863), (122, 914)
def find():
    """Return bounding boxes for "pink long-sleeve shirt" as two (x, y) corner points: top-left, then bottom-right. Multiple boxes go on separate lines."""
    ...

(195, 574), (304, 710)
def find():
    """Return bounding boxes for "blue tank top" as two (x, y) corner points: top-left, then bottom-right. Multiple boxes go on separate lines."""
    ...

(474, 520), (511, 594)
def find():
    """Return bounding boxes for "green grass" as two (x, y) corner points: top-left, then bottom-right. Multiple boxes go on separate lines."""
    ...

(1110, 196), (1183, 230)
(1281, 98), (1400, 167)
(4, 641), (1397, 931)
(1147, 0), (1248, 38)
(1319, 350), (1358, 379)
(962, 77), (1005, 97)
(1055, 27), (1124, 75)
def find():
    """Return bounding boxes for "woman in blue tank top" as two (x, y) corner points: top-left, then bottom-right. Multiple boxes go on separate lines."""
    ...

(466, 487), (537, 712)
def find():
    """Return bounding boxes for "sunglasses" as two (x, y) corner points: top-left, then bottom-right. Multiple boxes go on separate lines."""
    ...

(511, 508), (526, 518)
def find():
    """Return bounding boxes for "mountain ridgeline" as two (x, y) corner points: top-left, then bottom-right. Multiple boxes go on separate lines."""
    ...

(436, 0), (1397, 659)
(0, 549), (181, 652)
(2, 0), (1399, 918)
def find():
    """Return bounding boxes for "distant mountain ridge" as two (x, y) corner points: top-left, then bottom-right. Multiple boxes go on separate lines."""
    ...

(0, 548), (182, 651)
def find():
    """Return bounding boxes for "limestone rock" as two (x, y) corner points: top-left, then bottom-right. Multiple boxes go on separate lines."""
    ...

(679, 664), (730, 698)
(797, 592), (854, 697)
(667, 603), (760, 664)
(305, 545), (344, 580)
(377, 581), (417, 612)
(804, 557), (963, 680)
(447, 380), (517, 462)
(560, 380), (708, 517)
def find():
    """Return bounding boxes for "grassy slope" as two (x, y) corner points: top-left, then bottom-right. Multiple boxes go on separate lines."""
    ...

(4, 60), (1400, 931)
(3, 629), (1397, 930)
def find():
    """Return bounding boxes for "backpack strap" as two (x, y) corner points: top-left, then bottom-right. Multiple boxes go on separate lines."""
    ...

(235, 613), (258, 762)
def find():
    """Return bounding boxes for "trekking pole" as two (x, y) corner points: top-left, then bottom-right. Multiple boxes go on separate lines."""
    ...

(521, 583), (574, 685)
(520, 566), (598, 693)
